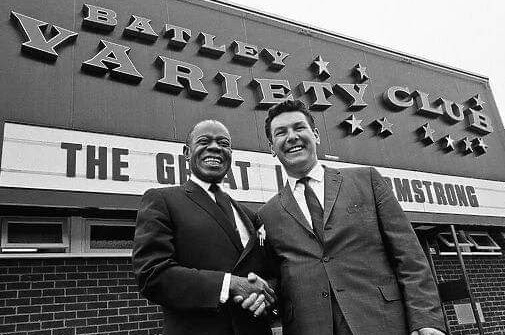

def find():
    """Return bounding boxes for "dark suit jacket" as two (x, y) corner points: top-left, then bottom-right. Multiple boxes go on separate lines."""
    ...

(132, 180), (273, 335)
(259, 167), (445, 335)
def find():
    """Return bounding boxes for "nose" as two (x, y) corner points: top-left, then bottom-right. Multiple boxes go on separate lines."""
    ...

(207, 140), (221, 151)
(286, 128), (299, 142)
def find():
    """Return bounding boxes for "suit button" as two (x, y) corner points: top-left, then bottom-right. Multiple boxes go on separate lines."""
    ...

(322, 256), (330, 263)
(321, 291), (329, 298)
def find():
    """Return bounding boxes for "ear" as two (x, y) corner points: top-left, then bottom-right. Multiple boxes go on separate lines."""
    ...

(313, 127), (321, 145)
(269, 142), (276, 157)
(183, 145), (190, 160)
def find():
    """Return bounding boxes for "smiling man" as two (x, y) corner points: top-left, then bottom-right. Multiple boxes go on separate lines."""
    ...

(258, 100), (446, 335)
(133, 120), (275, 335)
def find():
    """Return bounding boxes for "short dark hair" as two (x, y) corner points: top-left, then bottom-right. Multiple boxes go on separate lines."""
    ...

(185, 119), (229, 145)
(264, 100), (315, 142)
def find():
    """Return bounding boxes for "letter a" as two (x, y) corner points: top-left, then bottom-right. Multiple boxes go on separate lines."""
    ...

(10, 11), (78, 61)
(81, 40), (143, 83)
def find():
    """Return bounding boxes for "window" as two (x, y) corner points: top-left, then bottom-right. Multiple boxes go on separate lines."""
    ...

(83, 219), (135, 253)
(1, 217), (69, 252)
(436, 230), (501, 256)
(466, 232), (501, 251)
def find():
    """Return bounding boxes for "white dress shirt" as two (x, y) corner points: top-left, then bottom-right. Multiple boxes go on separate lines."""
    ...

(286, 162), (325, 228)
(189, 175), (250, 303)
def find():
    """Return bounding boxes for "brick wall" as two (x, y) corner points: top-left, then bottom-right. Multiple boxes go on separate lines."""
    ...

(433, 254), (505, 334)
(0, 257), (163, 335)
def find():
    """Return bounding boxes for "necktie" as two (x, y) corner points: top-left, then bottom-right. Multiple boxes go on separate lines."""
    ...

(209, 183), (237, 232)
(298, 177), (324, 242)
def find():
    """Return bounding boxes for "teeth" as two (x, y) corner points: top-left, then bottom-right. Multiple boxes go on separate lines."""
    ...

(204, 157), (221, 164)
(287, 146), (302, 153)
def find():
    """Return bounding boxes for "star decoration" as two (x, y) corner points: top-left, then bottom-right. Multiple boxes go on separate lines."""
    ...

(344, 115), (364, 135)
(440, 135), (455, 151)
(419, 123), (435, 144)
(469, 94), (485, 110)
(460, 137), (473, 154)
(375, 117), (393, 136)
(473, 137), (488, 154)
(354, 63), (369, 82)
(312, 55), (330, 79)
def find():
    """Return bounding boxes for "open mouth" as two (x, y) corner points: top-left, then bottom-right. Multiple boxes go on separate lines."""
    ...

(286, 145), (303, 154)
(203, 156), (223, 166)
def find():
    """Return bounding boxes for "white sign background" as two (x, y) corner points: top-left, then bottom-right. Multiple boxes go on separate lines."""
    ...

(1, 123), (504, 217)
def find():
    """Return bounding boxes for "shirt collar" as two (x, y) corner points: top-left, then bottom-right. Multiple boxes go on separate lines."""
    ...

(190, 174), (223, 192)
(287, 162), (324, 192)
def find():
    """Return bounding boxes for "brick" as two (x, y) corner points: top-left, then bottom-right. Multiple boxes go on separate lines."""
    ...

(41, 320), (64, 329)
(31, 297), (54, 305)
(65, 318), (86, 327)
(108, 300), (128, 308)
(55, 296), (77, 304)
(87, 287), (107, 294)
(27, 331), (51, 335)
(87, 272), (108, 279)
(53, 329), (75, 335)
(0, 291), (17, 299)
(76, 295), (98, 303)
(87, 317), (107, 326)
(76, 280), (97, 287)
(75, 326), (98, 334)
(66, 273), (87, 280)
(42, 289), (65, 297)
(86, 302), (106, 309)
(42, 304), (64, 313)
(6, 282), (30, 290)
(129, 314), (147, 322)
(98, 279), (117, 286)
(129, 330), (149, 335)
(55, 266), (76, 272)
(64, 303), (87, 311)
(5, 314), (29, 323)
(109, 286), (127, 293)
(98, 324), (119, 332)
(129, 300), (147, 307)
(29, 313), (54, 322)
(55, 281), (77, 288)
(19, 289), (42, 298)
(31, 266), (55, 273)
(54, 311), (76, 320)
(31, 281), (55, 289)
(119, 307), (138, 315)
(99, 293), (118, 301)
(109, 316), (128, 324)
(8, 267), (32, 274)
(0, 275), (20, 283)
(17, 305), (42, 314)
(76, 309), (98, 318)
(5, 298), (30, 306)
(119, 322), (138, 330)
(139, 321), (158, 329)
(0, 325), (16, 333)
(20, 274), (43, 281)
(98, 308), (118, 316)
(17, 322), (41, 331)
(0, 307), (16, 316)
(65, 288), (84, 295)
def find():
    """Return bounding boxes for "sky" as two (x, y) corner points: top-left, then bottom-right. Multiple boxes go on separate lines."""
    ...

(224, 0), (505, 127)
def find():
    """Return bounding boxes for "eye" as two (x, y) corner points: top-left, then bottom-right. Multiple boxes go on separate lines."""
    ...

(219, 140), (231, 147)
(274, 129), (286, 137)
(196, 138), (209, 145)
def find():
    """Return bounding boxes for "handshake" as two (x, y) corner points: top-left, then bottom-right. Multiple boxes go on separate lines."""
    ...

(229, 273), (276, 317)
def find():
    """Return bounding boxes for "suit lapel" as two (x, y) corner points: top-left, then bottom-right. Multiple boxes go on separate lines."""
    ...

(323, 167), (343, 226)
(231, 199), (256, 269)
(279, 182), (316, 238)
(184, 180), (243, 252)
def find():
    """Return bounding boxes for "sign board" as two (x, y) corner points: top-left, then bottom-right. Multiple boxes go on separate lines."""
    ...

(2, 123), (504, 217)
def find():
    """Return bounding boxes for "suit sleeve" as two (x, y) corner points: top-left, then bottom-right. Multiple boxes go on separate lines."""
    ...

(369, 167), (446, 333)
(132, 188), (225, 311)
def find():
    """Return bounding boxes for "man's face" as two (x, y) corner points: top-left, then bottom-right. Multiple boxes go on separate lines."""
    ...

(184, 121), (232, 183)
(269, 111), (320, 178)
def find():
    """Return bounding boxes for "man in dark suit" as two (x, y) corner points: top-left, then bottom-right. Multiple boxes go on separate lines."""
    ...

(132, 120), (274, 335)
(258, 100), (445, 335)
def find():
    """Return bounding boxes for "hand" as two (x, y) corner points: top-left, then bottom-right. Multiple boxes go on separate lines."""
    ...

(411, 328), (445, 335)
(230, 272), (276, 308)
(234, 292), (267, 317)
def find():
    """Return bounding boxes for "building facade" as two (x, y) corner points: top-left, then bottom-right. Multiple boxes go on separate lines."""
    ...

(1, 0), (505, 334)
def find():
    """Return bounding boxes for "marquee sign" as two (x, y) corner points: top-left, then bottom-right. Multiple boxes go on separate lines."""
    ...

(9, 4), (494, 156)
(1, 123), (504, 218)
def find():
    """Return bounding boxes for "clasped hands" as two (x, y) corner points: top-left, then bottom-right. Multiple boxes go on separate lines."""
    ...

(230, 272), (276, 317)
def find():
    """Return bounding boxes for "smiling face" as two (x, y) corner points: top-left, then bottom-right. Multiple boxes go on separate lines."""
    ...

(184, 120), (232, 183)
(269, 111), (320, 178)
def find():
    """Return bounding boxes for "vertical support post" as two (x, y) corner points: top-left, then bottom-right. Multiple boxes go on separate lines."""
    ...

(450, 225), (485, 335)
(423, 236), (452, 334)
